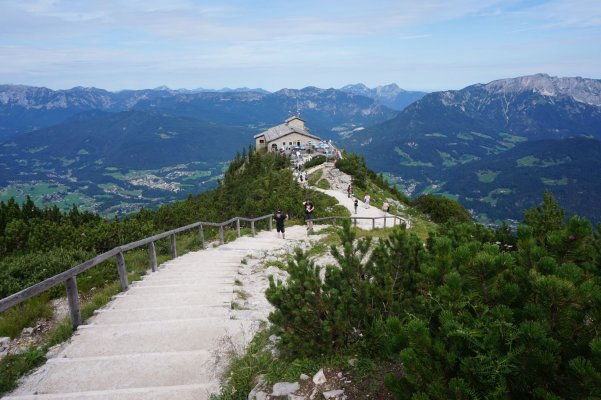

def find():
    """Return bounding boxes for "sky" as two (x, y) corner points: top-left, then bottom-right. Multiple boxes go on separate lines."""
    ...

(0, 0), (599, 92)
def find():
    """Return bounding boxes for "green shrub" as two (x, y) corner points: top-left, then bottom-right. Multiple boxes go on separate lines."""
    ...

(303, 155), (327, 169)
(411, 194), (471, 223)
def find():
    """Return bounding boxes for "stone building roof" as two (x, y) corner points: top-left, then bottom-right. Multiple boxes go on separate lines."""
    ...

(254, 117), (320, 142)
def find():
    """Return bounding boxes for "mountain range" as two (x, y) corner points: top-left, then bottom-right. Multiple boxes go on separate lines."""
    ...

(340, 73), (601, 224)
(0, 84), (398, 142)
(0, 83), (404, 215)
(2, 75), (601, 224)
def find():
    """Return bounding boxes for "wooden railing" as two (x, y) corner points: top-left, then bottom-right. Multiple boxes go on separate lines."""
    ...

(312, 214), (410, 229)
(0, 214), (274, 329)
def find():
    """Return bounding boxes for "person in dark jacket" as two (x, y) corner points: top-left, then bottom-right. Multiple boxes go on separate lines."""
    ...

(273, 209), (288, 239)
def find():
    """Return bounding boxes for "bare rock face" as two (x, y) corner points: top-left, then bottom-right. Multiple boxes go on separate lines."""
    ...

(482, 73), (601, 107)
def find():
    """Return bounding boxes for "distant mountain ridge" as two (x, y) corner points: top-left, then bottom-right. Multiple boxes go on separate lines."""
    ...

(481, 73), (601, 107)
(340, 73), (601, 223)
(0, 84), (399, 141)
(339, 83), (427, 110)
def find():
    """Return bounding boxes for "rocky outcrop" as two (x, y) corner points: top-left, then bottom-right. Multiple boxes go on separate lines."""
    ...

(248, 368), (350, 400)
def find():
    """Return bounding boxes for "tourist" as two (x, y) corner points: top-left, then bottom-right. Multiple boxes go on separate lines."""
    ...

(354, 198), (359, 214)
(303, 199), (314, 232)
(364, 193), (370, 208)
(347, 184), (352, 198)
(273, 209), (288, 239)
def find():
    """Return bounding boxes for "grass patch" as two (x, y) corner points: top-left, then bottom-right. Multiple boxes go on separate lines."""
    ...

(308, 169), (324, 186)
(316, 179), (330, 189)
(0, 295), (53, 338)
(394, 147), (433, 167)
(477, 170), (500, 183)
(481, 188), (514, 207)
(211, 330), (325, 400)
(517, 155), (571, 168)
(499, 132), (528, 144)
(264, 260), (287, 270)
(541, 177), (569, 186)
(0, 349), (46, 395)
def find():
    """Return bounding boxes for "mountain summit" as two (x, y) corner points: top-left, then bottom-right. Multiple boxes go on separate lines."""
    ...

(480, 73), (601, 107)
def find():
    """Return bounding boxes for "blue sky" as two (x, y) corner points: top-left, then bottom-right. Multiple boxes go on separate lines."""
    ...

(0, 0), (599, 92)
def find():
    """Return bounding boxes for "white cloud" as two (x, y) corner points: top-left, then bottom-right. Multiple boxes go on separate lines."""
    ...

(0, 0), (599, 91)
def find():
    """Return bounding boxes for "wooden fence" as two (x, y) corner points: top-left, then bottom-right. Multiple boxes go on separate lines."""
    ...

(0, 214), (274, 329)
(312, 214), (409, 230)
(0, 213), (409, 330)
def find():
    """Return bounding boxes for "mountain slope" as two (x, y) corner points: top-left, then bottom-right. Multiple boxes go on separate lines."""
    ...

(0, 111), (248, 215)
(441, 137), (601, 224)
(339, 74), (601, 223)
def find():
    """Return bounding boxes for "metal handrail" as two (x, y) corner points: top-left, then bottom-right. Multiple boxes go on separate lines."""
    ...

(0, 214), (273, 328)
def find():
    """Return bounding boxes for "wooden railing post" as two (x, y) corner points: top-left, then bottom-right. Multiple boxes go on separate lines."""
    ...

(372, 218), (375, 230)
(65, 276), (81, 329)
(333, 217), (337, 226)
(219, 225), (224, 244)
(269, 216), (273, 231)
(148, 241), (157, 272)
(116, 251), (128, 291)
(251, 220), (255, 237)
(199, 224), (205, 249)
(384, 214), (387, 228)
(170, 234), (177, 258)
(353, 217), (357, 227)
(236, 218), (241, 238)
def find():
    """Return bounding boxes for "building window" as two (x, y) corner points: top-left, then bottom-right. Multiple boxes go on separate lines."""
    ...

(297, 141), (300, 146)
(289, 142), (292, 145)
(283, 142), (286, 146)
(259, 139), (264, 144)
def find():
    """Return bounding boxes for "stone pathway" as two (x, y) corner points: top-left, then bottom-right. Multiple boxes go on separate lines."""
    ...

(306, 162), (410, 230)
(4, 225), (318, 400)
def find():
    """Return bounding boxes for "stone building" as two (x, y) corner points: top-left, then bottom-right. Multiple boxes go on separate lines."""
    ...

(254, 116), (320, 152)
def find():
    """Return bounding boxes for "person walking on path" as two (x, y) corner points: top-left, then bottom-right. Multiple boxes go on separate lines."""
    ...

(303, 198), (315, 233)
(354, 198), (359, 214)
(382, 201), (389, 225)
(364, 193), (371, 209)
(347, 184), (352, 198)
(382, 201), (389, 214)
(273, 209), (288, 239)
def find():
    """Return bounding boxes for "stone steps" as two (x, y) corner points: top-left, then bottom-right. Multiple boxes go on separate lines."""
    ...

(6, 227), (311, 399)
